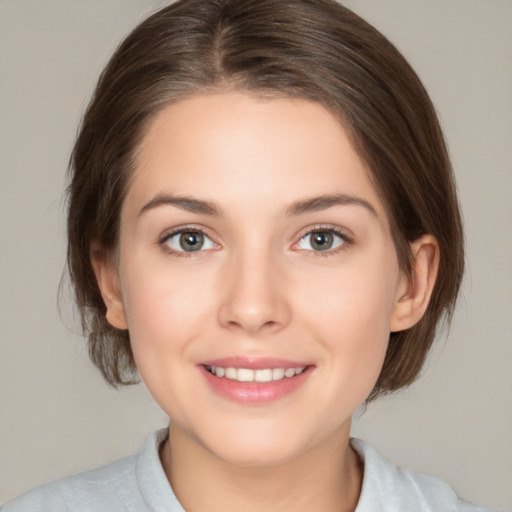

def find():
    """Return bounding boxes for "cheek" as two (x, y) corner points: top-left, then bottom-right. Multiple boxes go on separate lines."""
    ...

(301, 253), (399, 334)
(297, 254), (399, 386)
(119, 259), (219, 417)
(119, 258), (215, 362)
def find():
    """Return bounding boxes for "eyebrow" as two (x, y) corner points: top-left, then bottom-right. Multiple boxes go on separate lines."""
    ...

(138, 192), (377, 219)
(138, 194), (222, 217)
(286, 193), (378, 217)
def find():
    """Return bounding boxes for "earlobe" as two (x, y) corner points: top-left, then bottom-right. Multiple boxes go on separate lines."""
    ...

(90, 242), (128, 330)
(390, 235), (440, 333)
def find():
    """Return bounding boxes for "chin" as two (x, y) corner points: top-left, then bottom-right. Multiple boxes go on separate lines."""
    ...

(212, 441), (303, 468)
(193, 420), (325, 468)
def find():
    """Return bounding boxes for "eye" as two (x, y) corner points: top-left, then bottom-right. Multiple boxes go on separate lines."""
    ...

(162, 229), (216, 253)
(297, 229), (347, 252)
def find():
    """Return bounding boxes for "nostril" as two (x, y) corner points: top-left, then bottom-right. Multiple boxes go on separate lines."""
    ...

(223, 317), (282, 333)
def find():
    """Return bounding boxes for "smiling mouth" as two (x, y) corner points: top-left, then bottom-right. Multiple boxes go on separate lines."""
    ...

(204, 365), (307, 383)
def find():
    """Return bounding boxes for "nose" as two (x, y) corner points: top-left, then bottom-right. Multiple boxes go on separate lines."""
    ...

(217, 250), (291, 335)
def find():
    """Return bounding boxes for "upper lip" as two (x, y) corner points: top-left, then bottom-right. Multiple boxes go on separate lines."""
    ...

(199, 357), (311, 370)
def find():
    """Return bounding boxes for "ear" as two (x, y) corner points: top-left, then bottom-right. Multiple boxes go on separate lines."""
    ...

(90, 241), (128, 330)
(390, 234), (440, 333)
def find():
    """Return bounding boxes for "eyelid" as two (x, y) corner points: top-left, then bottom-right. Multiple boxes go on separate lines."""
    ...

(156, 223), (353, 256)
(292, 224), (354, 253)
(158, 224), (221, 253)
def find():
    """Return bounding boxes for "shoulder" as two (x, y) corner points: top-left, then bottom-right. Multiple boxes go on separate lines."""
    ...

(1, 455), (140, 512)
(351, 438), (504, 512)
(1, 429), (177, 512)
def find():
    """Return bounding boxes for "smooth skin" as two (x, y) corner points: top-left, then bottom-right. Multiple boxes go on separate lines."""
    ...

(92, 92), (439, 512)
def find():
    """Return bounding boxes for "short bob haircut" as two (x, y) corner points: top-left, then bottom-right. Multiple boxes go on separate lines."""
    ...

(67, 0), (464, 401)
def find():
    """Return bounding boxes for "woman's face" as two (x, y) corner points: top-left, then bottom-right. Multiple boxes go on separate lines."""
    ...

(105, 92), (408, 466)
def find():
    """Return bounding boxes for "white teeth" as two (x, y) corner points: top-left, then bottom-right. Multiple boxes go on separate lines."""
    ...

(255, 369), (273, 383)
(272, 368), (285, 380)
(225, 367), (237, 380)
(284, 368), (296, 378)
(237, 368), (254, 382)
(209, 365), (306, 382)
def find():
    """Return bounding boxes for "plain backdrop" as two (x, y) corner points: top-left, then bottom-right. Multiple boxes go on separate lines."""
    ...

(1, 0), (511, 509)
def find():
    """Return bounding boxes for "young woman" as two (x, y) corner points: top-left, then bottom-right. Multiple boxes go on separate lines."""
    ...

(2, 1), (504, 510)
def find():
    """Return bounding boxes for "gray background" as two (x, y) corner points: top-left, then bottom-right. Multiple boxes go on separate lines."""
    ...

(1, 0), (511, 509)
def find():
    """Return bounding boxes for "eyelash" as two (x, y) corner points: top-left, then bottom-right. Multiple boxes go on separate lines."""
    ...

(158, 224), (353, 258)
(158, 225), (219, 258)
(294, 225), (353, 257)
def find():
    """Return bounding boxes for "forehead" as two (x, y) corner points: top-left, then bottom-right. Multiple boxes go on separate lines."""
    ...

(126, 92), (388, 224)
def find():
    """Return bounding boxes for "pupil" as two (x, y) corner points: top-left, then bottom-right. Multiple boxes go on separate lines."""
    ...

(311, 231), (333, 251)
(180, 232), (203, 252)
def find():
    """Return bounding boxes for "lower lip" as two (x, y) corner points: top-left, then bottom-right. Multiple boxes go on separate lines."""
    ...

(199, 365), (312, 405)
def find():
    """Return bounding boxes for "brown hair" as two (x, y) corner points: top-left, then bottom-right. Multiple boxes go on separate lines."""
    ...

(67, 0), (464, 400)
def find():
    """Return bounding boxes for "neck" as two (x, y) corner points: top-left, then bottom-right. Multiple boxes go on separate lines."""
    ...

(160, 422), (363, 512)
